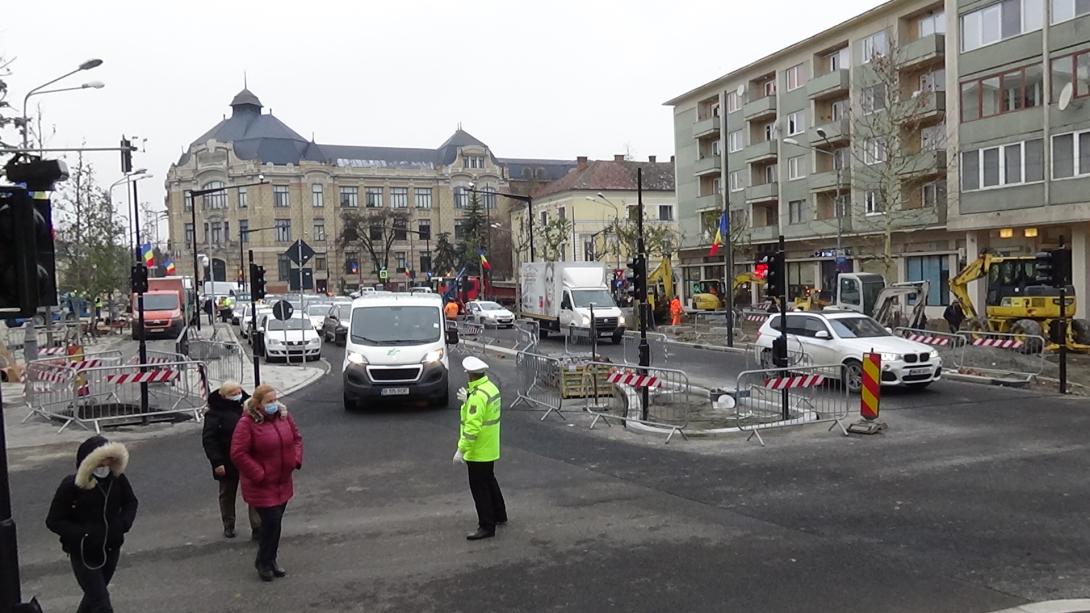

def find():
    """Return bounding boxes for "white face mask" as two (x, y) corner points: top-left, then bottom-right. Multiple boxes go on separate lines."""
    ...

(92, 466), (110, 479)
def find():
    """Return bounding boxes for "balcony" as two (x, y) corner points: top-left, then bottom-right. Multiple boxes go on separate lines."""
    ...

(746, 182), (778, 203)
(807, 69), (850, 100)
(810, 120), (849, 145)
(745, 139), (778, 163)
(910, 92), (946, 125)
(694, 194), (721, 210)
(809, 168), (851, 193)
(743, 95), (777, 121)
(693, 154), (721, 177)
(693, 116), (720, 139)
(900, 33), (945, 70)
(899, 149), (947, 178)
(750, 222), (779, 243)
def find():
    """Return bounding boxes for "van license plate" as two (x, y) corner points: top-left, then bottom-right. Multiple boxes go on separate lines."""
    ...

(381, 387), (409, 396)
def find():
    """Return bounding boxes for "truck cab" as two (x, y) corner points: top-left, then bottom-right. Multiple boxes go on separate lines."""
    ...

(835, 273), (887, 316)
(558, 286), (625, 343)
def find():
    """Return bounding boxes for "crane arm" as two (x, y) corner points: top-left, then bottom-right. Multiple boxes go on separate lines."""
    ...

(949, 255), (990, 321)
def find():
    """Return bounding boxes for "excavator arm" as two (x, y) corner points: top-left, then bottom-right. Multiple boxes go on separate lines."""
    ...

(949, 254), (991, 321)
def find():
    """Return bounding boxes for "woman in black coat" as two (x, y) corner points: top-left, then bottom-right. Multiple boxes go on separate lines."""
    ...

(202, 380), (260, 539)
(46, 435), (138, 613)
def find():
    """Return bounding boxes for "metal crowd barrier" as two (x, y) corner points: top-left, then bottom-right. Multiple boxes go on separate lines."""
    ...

(621, 331), (671, 365)
(23, 350), (125, 423)
(582, 361), (694, 443)
(894, 327), (966, 368)
(954, 330), (1046, 383)
(26, 359), (208, 433)
(185, 339), (245, 387)
(729, 363), (850, 446)
(747, 336), (811, 370)
(510, 350), (564, 420)
(453, 321), (489, 356)
(513, 319), (539, 353)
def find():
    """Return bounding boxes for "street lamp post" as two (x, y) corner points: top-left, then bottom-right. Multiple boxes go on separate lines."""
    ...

(586, 194), (622, 269)
(20, 58), (104, 150)
(785, 131), (845, 269)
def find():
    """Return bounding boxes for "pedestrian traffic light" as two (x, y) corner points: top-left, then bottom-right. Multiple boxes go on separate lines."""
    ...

(120, 137), (133, 174)
(250, 264), (267, 300)
(131, 263), (149, 294)
(0, 160), (64, 315)
(1034, 251), (1055, 286)
(763, 251), (785, 298)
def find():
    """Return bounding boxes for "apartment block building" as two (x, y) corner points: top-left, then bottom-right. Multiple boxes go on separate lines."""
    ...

(667, 0), (1090, 318)
(165, 88), (574, 293)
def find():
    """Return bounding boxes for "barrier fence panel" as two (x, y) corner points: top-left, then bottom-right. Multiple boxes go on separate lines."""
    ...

(894, 327), (966, 369)
(453, 321), (487, 356)
(184, 340), (245, 387)
(23, 350), (125, 423)
(731, 363), (850, 446)
(747, 335), (811, 370)
(954, 330), (1046, 382)
(621, 331), (671, 366)
(510, 351), (564, 421)
(579, 361), (694, 443)
(513, 319), (539, 353)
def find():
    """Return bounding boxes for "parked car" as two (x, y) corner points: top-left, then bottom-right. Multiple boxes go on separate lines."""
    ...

(231, 301), (250, 326)
(241, 306), (273, 340)
(260, 314), (322, 362)
(321, 303), (351, 346)
(305, 303), (330, 331)
(754, 311), (943, 392)
(465, 300), (515, 328)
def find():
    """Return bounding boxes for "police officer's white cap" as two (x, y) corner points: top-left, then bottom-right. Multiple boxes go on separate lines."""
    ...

(462, 357), (489, 373)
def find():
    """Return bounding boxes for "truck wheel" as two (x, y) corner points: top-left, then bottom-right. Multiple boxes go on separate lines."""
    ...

(539, 328), (549, 339)
(1009, 319), (1044, 353)
(1072, 319), (1090, 345)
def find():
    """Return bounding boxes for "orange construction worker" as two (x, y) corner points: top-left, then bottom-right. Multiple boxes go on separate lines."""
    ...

(669, 296), (683, 326)
(444, 300), (460, 321)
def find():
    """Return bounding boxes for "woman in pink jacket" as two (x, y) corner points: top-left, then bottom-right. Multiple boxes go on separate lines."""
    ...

(230, 384), (303, 582)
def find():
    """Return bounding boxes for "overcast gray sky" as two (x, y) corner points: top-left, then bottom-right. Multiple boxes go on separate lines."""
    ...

(3, 0), (881, 227)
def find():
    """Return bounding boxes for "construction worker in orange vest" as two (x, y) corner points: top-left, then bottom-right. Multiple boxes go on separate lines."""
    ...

(444, 300), (460, 321)
(669, 295), (683, 326)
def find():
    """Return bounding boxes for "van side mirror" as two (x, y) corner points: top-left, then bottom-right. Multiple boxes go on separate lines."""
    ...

(814, 330), (831, 340)
(446, 322), (459, 345)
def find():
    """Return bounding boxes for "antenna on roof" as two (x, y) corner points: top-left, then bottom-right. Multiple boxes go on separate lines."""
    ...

(457, 121), (463, 131)
(244, 70), (248, 89)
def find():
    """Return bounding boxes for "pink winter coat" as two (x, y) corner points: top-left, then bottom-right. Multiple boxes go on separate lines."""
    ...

(229, 403), (303, 509)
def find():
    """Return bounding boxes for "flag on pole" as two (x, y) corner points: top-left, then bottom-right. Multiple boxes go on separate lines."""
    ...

(478, 248), (492, 271)
(141, 243), (155, 267)
(164, 259), (177, 275)
(707, 212), (729, 257)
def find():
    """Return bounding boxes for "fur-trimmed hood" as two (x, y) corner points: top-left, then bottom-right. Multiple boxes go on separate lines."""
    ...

(243, 398), (288, 423)
(74, 437), (129, 490)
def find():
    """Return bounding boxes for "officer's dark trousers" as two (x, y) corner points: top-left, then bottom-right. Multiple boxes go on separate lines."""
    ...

(466, 461), (506, 531)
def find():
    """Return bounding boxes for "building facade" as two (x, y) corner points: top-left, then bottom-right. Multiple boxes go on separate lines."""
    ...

(165, 89), (573, 293)
(666, 0), (1090, 318)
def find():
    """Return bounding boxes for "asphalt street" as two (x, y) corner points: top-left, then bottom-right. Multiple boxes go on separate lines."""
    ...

(7, 330), (1090, 612)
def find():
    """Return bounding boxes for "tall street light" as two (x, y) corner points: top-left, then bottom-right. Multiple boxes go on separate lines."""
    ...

(784, 130), (846, 270)
(21, 58), (104, 150)
(109, 170), (150, 256)
(586, 195), (622, 269)
(465, 185), (534, 261)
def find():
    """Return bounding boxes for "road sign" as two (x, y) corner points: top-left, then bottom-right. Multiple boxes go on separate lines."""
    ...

(285, 240), (315, 266)
(288, 269), (314, 291)
(379, 268), (389, 280)
(272, 300), (294, 321)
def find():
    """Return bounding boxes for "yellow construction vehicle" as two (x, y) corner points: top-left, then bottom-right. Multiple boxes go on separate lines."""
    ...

(646, 258), (678, 322)
(691, 274), (765, 311)
(793, 287), (832, 311)
(949, 253), (1090, 350)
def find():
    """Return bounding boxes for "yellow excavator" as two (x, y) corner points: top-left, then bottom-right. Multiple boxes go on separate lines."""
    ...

(949, 253), (1090, 350)
(647, 257), (678, 322)
(691, 273), (766, 311)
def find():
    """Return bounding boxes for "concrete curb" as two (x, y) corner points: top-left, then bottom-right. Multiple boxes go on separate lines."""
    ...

(279, 359), (331, 398)
(986, 600), (1090, 613)
(943, 371), (1031, 388)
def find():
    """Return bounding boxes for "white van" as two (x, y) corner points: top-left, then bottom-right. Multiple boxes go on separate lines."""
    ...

(342, 293), (456, 410)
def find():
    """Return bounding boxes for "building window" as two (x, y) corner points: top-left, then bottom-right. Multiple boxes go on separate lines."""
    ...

(540, 211), (548, 226)
(184, 223), (194, 246)
(961, 0), (1044, 52)
(454, 221), (467, 241)
(420, 252), (431, 273)
(392, 219), (407, 241)
(415, 188), (432, 209)
(861, 30), (888, 62)
(728, 129), (744, 152)
(917, 10), (946, 37)
(657, 205), (673, 221)
(202, 181), (227, 209)
(1051, 50), (1090, 102)
(313, 220), (326, 242)
(339, 186), (358, 208)
(919, 69), (946, 93)
(224, 221), (230, 244)
(273, 185), (289, 208)
(366, 187), (383, 208)
(921, 125), (946, 152)
(862, 84), (887, 114)
(184, 193), (193, 211)
(239, 219), (248, 243)
(369, 224), (383, 241)
(762, 121), (775, 142)
(345, 253), (359, 275)
(863, 138), (886, 165)
(962, 138), (1045, 190)
(762, 78), (776, 97)
(712, 177), (721, 195)
(825, 47), (850, 72)
(729, 170), (745, 192)
(864, 191), (885, 215)
(763, 164), (778, 185)
(277, 255), (290, 282)
(922, 180), (947, 207)
(275, 219), (291, 242)
(315, 256), (326, 271)
(390, 187), (409, 208)
(788, 155), (806, 180)
(309, 183), (323, 208)
(712, 140), (721, 156)
(238, 186), (247, 209)
(833, 147), (850, 170)
(211, 222), (222, 246)
(418, 220), (431, 240)
(481, 186), (497, 209)
(786, 111), (806, 136)
(454, 187), (469, 209)
(907, 255), (950, 305)
(785, 63), (806, 91)
(395, 251), (408, 271)
(1052, 0), (1090, 23)
(463, 155), (485, 169)
(960, 64), (1044, 122)
(788, 199), (805, 224)
(726, 91), (740, 112)
(203, 222), (209, 243)
(1052, 129), (1090, 179)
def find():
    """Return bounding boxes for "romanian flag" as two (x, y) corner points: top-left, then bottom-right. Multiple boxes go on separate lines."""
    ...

(707, 212), (729, 257)
(141, 243), (155, 267)
(164, 259), (177, 275)
(478, 248), (492, 271)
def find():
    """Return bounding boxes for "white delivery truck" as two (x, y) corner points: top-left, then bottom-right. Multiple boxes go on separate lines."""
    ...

(520, 262), (626, 344)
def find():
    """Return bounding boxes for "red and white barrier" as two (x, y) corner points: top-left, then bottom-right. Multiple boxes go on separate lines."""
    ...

(972, 338), (1023, 350)
(905, 333), (950, 346)
(607, 370), (660, 388)
(104, 370), (178, 385)
(762, 373), (825, 390)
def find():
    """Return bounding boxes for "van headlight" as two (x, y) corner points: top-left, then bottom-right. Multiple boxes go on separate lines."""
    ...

(421, 348), (445, 364)
(580, 314), (591, 326)
(347, 351), (367, 365)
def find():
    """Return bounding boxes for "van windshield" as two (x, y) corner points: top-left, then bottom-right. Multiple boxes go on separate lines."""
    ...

(571, 289), (615, 309)
(143, 294), (179, 311)
(351, 305), (441, 345)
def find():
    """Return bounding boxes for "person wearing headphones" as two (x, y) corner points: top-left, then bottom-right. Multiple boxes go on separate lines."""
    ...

(46, 435), (139, 613)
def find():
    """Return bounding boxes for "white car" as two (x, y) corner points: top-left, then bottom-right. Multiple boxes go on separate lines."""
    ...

(305, 303), (331, 331)
(231, 301), (250, 326)
(755, 311), (942, 392)
(241, 306), (273, 340)
(465, 300), (515, 328)
(260, 314), (322, 362)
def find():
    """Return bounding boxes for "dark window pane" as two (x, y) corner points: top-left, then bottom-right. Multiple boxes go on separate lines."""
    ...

(1001, 71), (1022, 112)
(1004, 143), (1022, 184)
(983, 148), (1001, 187)
(981, 77), (1001, 116)
(963, 150), (980, 190)
(1025, 139), (1044, 181)
(1053, 134), (1075, 178)
(961, 81), (980, 121)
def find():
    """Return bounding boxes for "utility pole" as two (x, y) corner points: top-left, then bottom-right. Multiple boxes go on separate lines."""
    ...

(249, 249), (261, 386)
(636, 169), (651, 418)
(125, 137), (150, 415)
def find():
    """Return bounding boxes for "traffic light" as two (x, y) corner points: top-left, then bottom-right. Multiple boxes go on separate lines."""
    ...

(251, 264), (267, 300)
(625, 255), (645, 301)
(1034, 251), (1055, 286)
(0, 186), (60, 315)
(120, 137), (133, 174)
(131, 263), (149, 294)
(763, 251), (785, 298)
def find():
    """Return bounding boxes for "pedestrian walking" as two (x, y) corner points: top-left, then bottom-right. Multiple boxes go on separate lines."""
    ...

(453, 356), (506, 540)
(46, 436), (139, 613)
(230, 384), (303, 582)
(202, 380), (261, 540)
(669, 295), (683, 326)
(943, 299), (965, 334)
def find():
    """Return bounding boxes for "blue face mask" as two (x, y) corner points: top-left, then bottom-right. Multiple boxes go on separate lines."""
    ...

(227, 393), (243, 402)
(263, 402), (280, 415)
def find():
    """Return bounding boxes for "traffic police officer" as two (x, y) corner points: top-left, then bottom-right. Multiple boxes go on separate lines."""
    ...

(453, 356), (507, 540)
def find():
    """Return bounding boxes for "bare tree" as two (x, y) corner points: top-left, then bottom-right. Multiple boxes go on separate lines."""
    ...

(604, 213), (682, 262)
(338, 208), (412, 276)
(538, 216), (573, 261)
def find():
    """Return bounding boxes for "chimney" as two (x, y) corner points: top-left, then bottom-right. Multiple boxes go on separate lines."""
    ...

(614, 154), (625, 162)
(648, 155), (657, 163)
(670, 155), (675, 163)
(576, 156), (588, 169)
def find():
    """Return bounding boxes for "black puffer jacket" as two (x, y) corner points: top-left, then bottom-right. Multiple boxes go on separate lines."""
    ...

(202, 389), (250, 480)
(46, 436), (138, 564)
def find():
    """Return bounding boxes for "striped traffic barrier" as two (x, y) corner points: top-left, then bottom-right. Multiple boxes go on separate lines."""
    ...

(607, 370), (660, 389)
(905, 333), (951, 346)
(860, 352), (881, 420)
(762, 373), (825, 390)
(104, 369), (178, 384)
(972, 337), (1023, 350)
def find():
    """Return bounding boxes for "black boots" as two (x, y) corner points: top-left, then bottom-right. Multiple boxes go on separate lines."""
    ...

(466, 528), (495, 541)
